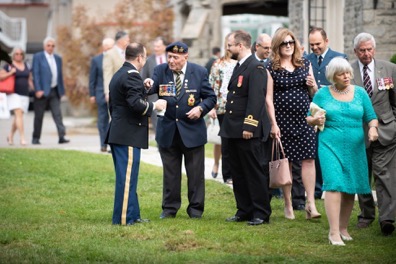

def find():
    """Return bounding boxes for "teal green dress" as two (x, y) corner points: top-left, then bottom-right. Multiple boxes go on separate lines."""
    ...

(312, 86), (377, 194)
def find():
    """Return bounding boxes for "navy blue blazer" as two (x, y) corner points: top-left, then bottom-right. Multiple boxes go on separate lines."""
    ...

(89, 53), (105, 99)
(149, 62), (216, 148)
(32, 51), (65, 97)
(305, 48), (347, 87)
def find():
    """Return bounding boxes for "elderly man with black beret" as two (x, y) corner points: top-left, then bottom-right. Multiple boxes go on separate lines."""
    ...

(144, 41), (216, 219)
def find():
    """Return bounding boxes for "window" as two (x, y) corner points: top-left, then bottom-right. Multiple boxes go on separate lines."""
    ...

(308, 0), (326, 29)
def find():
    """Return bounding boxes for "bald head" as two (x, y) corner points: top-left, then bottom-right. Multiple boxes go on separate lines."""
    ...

(102, 38), (115, 52)
(255, 34), (272, 60)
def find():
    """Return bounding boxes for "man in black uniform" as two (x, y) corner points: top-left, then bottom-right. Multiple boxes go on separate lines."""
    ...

(220, 30), (272, 225)
(105, 43), (167, 225)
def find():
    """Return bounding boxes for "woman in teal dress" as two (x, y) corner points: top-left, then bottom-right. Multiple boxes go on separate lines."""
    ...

(307, 57), (378, 246)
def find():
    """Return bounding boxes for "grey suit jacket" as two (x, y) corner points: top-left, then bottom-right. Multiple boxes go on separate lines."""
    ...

(351, 59), (396, 146)
(140, 54), (158, 80)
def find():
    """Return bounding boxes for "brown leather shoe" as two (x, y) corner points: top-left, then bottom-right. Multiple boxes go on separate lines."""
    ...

(356, 221), (371, 228)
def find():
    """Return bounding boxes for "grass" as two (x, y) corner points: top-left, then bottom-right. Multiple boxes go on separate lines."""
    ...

(0, 149), (395, 263)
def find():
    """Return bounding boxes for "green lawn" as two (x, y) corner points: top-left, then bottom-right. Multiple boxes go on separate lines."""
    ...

(0, 149), (395, 263)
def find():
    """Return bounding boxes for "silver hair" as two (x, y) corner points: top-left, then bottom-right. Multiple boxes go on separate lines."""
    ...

(43, 36), (56, 46)
(325, 57), (354, 84)
(353, 33), (376, 50)
(10, 46), (25, 59)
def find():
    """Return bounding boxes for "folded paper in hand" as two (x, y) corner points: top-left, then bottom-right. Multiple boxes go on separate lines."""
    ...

(310, 102), (326, 131)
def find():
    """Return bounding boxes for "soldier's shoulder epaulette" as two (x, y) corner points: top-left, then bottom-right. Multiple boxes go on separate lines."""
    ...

(128, 69), (139, 74)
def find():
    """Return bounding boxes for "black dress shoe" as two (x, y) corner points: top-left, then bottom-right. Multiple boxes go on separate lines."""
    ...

(189, 214), (202, 219)
(159, 213), (176, 219)
(293, 204), (306, 211)
(225, 215), (248, 222)
(32, 138), (41, 145)
(247, 218), (269, 226)
(135, 218), (150, 223)
(380, 221), (395, 236)
(58, 137), (70, 144)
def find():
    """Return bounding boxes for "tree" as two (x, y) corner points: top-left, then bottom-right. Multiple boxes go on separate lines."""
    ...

(56, 0), (174, 112)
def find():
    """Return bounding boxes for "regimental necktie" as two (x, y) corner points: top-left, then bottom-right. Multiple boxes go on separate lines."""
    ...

(174, 71), (182, 97)
(363, 65), (373, 97)
(232, 62), (240, 75)
(318, 55), (323, 66)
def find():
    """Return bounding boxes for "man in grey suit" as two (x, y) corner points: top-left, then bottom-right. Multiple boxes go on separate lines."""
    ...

(140, 37), (167, 131)
(89, 38), (114, 152)
(351, 32), (396, 236)
(306, 27), (348, 200)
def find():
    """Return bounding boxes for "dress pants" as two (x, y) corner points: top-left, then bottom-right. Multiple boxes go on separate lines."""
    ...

(217, 114), (231, 183)
(96, 92), (109, 148)
(32, 88), (66, 140)
(292, 161), (306, 208)
(357, 147), (376, 224)
(228, 137), (271, 220)
(372, 142), (396, 223)
(314, 131), (323, 199)
(159, 129), (205, 217)
(110, 144), (141, 225)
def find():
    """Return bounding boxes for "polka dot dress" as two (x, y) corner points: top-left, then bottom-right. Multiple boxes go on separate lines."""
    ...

(267, 59), (316, 162)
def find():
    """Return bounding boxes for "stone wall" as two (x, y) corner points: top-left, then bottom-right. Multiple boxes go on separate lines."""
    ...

(344, 0), (396, 61)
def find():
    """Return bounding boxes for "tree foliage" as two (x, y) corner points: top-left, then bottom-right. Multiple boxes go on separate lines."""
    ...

(56, 0), (174, 109)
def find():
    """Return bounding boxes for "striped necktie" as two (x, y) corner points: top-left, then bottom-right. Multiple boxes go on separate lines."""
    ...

(363, 65), (373, 97)
(174, 71), (182, 97)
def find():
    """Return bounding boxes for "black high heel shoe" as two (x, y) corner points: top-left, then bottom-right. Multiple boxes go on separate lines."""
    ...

(211, 172), (218, 178)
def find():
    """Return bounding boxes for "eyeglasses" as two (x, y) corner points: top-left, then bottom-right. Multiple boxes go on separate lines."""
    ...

(227, 43), (240, 48)
(280, 40), (295, 47)
(257, 43), (270, 50)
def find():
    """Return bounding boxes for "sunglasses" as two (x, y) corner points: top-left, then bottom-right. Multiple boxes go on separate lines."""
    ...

(280, 40), (295, 47)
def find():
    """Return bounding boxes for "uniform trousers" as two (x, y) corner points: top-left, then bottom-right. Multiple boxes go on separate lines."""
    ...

(110, 144), (141, 225)
(32, 88), (66, 140)
(159, 129), (205, 217)
(228, 137), (272, 220)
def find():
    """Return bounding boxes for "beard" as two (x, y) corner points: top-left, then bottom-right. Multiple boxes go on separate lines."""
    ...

(230, 52), (238, 60)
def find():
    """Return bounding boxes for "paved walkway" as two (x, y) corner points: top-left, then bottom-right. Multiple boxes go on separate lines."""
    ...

(0, 111), (225, 183)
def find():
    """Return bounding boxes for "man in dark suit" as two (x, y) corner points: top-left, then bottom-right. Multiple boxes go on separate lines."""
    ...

(89, 38), (114, 152)
(144, 41), (216, 219)
(205, 46), (220, 75)
(105, 43), (167, 225)
(140, 37), (167, 131)
(254, 33), (271, 67)
(32, 37), (69, 145)
(351, 33), (396, 236)
(305, 27), (348, 200)
(220, 30), (272, 226)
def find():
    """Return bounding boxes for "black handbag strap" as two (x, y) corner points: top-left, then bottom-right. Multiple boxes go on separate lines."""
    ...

(271, 138), (287, 161)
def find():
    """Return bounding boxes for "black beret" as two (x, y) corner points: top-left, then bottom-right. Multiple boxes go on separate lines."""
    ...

(166, 41), (188, 53)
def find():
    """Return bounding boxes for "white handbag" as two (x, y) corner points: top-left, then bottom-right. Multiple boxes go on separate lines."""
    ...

(0, 93), (10, 119)
(207, 118), (221, 145)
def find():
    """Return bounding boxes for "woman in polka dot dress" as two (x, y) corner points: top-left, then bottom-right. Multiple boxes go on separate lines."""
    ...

(266, 28), (321, 220)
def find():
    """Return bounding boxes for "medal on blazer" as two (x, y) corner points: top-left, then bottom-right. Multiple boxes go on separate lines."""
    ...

(188, 94), (195, 106)
(237, 75), (243, 87)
